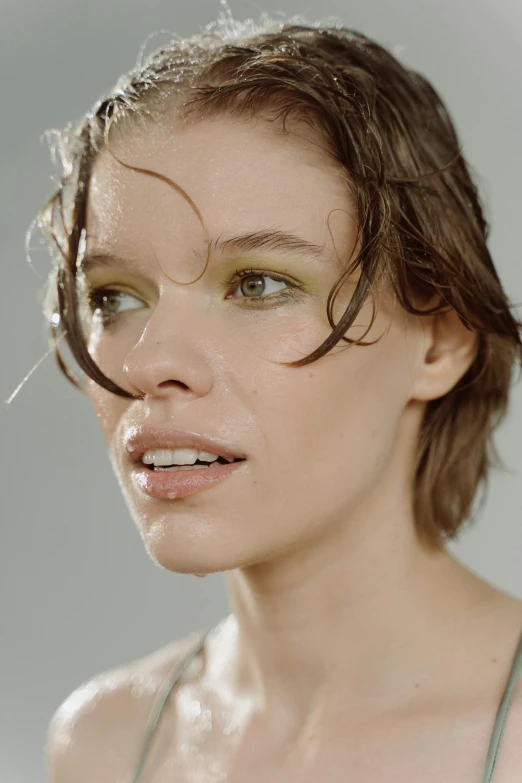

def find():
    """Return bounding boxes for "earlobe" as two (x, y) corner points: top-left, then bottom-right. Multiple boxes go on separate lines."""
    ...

(413, 308), (478, 402)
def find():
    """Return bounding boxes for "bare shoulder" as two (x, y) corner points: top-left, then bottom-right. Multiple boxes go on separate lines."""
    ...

(46, 632), (203, 783)
(495, 601), (522, 781)
(475, 593), (522, 782)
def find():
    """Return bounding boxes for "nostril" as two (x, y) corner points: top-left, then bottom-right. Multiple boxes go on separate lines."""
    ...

(158, 380), (190, 391)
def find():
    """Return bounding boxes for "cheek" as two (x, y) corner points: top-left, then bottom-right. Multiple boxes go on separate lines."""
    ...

(86, 321), (145, 381)
(85, 378), (129, 447)
(252, 328), (410, 509)
(221, 293), (340, 383)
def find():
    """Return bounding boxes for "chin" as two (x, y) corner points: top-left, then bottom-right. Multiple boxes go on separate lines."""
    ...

(146, 550), (240, 576)
(131, 509), (293, 575)
(140, 531), (254, 576)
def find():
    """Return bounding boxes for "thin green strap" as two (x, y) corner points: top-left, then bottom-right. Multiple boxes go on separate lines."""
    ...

(129, 626), (215, 783)
(481, 621), (522, 783)
(129, 621), (522, 783)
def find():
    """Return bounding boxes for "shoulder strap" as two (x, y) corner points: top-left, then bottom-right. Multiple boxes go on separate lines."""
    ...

(481, 621), (522, 783)
(128, 620), (522, 783)
(129, 626), (215, 783)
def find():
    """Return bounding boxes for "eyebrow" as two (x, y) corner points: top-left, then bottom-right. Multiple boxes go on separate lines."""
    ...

(209, 229), (327, 260)
(80, 229), (328, 275)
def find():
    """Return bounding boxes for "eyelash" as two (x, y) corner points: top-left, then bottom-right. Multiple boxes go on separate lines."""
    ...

(85, 268), (304, 325)
(219, 268), (303, 301)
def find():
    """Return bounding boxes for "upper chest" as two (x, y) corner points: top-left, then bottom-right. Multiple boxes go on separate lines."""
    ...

(106, 690), (522, 783)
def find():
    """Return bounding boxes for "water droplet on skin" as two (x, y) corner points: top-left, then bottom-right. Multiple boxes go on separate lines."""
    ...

(105, 674), (123, 691)
(60, 680), (102, 720)
(185, 656), (203, 677)
(131, 685), (144, 697)
(81, 683), (103, 713)
(86, 682), (100, 697)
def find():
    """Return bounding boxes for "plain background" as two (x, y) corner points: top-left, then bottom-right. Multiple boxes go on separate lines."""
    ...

(1, 0), (521, 781)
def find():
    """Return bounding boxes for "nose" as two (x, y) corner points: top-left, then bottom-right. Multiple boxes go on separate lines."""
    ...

(122, 297), (214, 401)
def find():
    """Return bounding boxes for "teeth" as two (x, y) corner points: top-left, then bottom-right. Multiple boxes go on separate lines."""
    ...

(154, 464), (213, 472)
(142, 448), (234, 467)
(199, 450), (224, 462)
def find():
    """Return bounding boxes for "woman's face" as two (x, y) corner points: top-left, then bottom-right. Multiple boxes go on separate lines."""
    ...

(82, 114), (424, 574)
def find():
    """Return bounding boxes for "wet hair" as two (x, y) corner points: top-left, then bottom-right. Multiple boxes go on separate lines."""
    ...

(34, 11), (522, 551)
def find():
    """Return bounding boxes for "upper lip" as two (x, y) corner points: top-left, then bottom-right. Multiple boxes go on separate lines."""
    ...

(124, 425), (247, 464)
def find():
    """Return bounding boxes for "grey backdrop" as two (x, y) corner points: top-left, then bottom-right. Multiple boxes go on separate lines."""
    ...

(1, 1), (521, 781)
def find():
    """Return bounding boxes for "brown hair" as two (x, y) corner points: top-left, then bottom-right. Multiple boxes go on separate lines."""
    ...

(35, 14), (522, 551)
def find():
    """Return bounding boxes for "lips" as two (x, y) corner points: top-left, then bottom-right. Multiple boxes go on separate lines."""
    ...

(124, 425), (247, 465)
(131, 458), (246, 500)
(123, 426), (248, 501)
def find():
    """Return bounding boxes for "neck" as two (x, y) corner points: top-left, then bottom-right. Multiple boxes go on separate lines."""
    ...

(220, 499), (498, 728)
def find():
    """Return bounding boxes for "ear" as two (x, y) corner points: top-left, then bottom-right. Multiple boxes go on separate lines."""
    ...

(410, 306), (479, 403)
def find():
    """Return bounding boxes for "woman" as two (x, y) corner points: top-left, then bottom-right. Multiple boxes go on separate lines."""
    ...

(40, 13), (522, 783)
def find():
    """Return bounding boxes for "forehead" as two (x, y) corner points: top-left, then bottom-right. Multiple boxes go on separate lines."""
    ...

(86, 115), (356, 259)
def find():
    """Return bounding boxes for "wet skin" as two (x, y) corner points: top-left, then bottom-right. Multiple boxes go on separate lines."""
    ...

(49, 114), (522, 782)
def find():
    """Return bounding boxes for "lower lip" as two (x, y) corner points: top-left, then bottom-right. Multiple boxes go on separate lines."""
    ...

(131, 460), (246, 500)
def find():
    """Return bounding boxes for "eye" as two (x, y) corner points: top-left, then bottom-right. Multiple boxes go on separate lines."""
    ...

(87, 288), (145, 323)
(224, 269), (301, 303)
